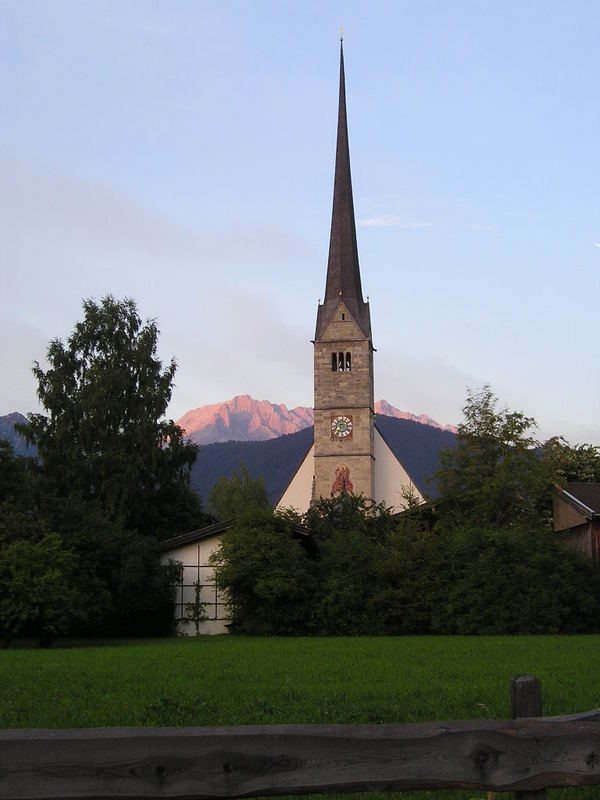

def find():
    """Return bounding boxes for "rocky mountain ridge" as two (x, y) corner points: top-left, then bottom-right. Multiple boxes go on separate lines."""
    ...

(177, 395), (457, 444)
(176, 395), (314, 445)
(0, 398), (456, 457)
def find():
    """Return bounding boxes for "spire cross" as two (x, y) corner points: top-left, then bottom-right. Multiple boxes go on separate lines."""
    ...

(339, 26), (343, 42)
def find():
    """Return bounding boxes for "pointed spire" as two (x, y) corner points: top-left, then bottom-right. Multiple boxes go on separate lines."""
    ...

(315, 40), (371, 341)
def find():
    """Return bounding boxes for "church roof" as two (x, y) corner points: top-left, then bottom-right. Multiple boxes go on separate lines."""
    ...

(315, 40), (371, 342)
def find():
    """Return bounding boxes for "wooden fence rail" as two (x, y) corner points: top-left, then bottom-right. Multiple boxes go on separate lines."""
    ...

(1, 675), (599, 800)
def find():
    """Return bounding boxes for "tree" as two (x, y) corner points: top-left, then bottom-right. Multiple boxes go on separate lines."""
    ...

(209, 463), (269, 521)
(111, 533), (181, 636)
(306, 495), (403, 635)
(431, 522), (600, 634)
(368, 508), (438, 635)
(20, 296), (203, 537)
(211, 508), (314, 634)
(0, 440), (36, 507)
(436, 385), (548, 528)
(429, 386), (600, 634)
(0, 441), (45, 549)
(0, 533), (82, 647)
(213, 494), (408, 637)
(311, 526), (381, 634)
(304, 493), (396, 544)
(542, 438), (600, 484)
(7, 297), (204, 640)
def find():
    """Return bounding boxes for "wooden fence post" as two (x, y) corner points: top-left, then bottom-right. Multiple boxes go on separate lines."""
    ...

(511, 674), (547, 800)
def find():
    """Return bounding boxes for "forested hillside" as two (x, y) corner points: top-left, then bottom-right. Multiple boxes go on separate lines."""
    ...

(190, 427), (314, 506)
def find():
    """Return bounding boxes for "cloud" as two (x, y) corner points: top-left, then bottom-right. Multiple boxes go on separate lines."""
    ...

(164, 285), (313, 418)
(594, 242), (600, 248)
(0, 152), (317, 419)
(358, 215), (431, 229)
(0, 152), (315, 273)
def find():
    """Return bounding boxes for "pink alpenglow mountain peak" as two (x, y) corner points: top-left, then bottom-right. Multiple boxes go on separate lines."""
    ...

(176, 395), (314, 445)
(374, 400), (457, 433)
(176, 395), (456, 445)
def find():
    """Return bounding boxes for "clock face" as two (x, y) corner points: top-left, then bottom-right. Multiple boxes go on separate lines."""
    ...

(331, 414), (353, 439)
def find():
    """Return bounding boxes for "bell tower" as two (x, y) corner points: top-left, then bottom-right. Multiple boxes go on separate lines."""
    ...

(313, 38), (375, 501)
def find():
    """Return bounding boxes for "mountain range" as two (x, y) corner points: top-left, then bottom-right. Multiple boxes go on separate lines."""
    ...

(0, 398), (457, 505)
(176, 395), (456, 444)
(189, 417), (456, 506)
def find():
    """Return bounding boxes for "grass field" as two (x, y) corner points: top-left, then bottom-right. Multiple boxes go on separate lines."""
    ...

(2, 635), (600, 799)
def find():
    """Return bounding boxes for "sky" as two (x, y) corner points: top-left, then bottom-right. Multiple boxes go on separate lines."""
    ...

(1, 0), (599, 445)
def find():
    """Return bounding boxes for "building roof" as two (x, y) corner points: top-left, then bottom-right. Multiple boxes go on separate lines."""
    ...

(160, 520), (233, 551)
(315, 40), (371, 342)
(561, 483), (600, 517)
(161, 518), (312, 552)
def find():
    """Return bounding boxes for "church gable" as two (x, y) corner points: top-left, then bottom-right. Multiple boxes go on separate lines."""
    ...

(318, 301), (366, 343)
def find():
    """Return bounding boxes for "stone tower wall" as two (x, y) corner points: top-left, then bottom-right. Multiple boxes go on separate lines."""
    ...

(313, 317), (374, 500)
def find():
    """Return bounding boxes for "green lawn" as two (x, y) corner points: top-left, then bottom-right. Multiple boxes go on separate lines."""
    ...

(1, 635), (599, 799)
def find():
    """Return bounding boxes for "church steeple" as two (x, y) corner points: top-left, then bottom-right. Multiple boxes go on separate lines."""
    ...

(315, 39), (371, 342)
(311, 38), (375, 505)
(276, 39), (425, 515)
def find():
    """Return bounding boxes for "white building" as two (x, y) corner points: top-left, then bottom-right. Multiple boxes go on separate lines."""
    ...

(161, 522), (231, 635)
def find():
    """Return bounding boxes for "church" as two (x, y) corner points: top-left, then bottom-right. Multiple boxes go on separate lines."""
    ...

(161, 41), (423, 634)
(277, 40), (422, 514)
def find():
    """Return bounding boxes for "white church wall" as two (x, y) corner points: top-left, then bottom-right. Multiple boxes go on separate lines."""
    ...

(161, 534), (230, 635)
(373, 428), (425, 512)
(276, 444), (314, 514)
(277, 437), (424, 514)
